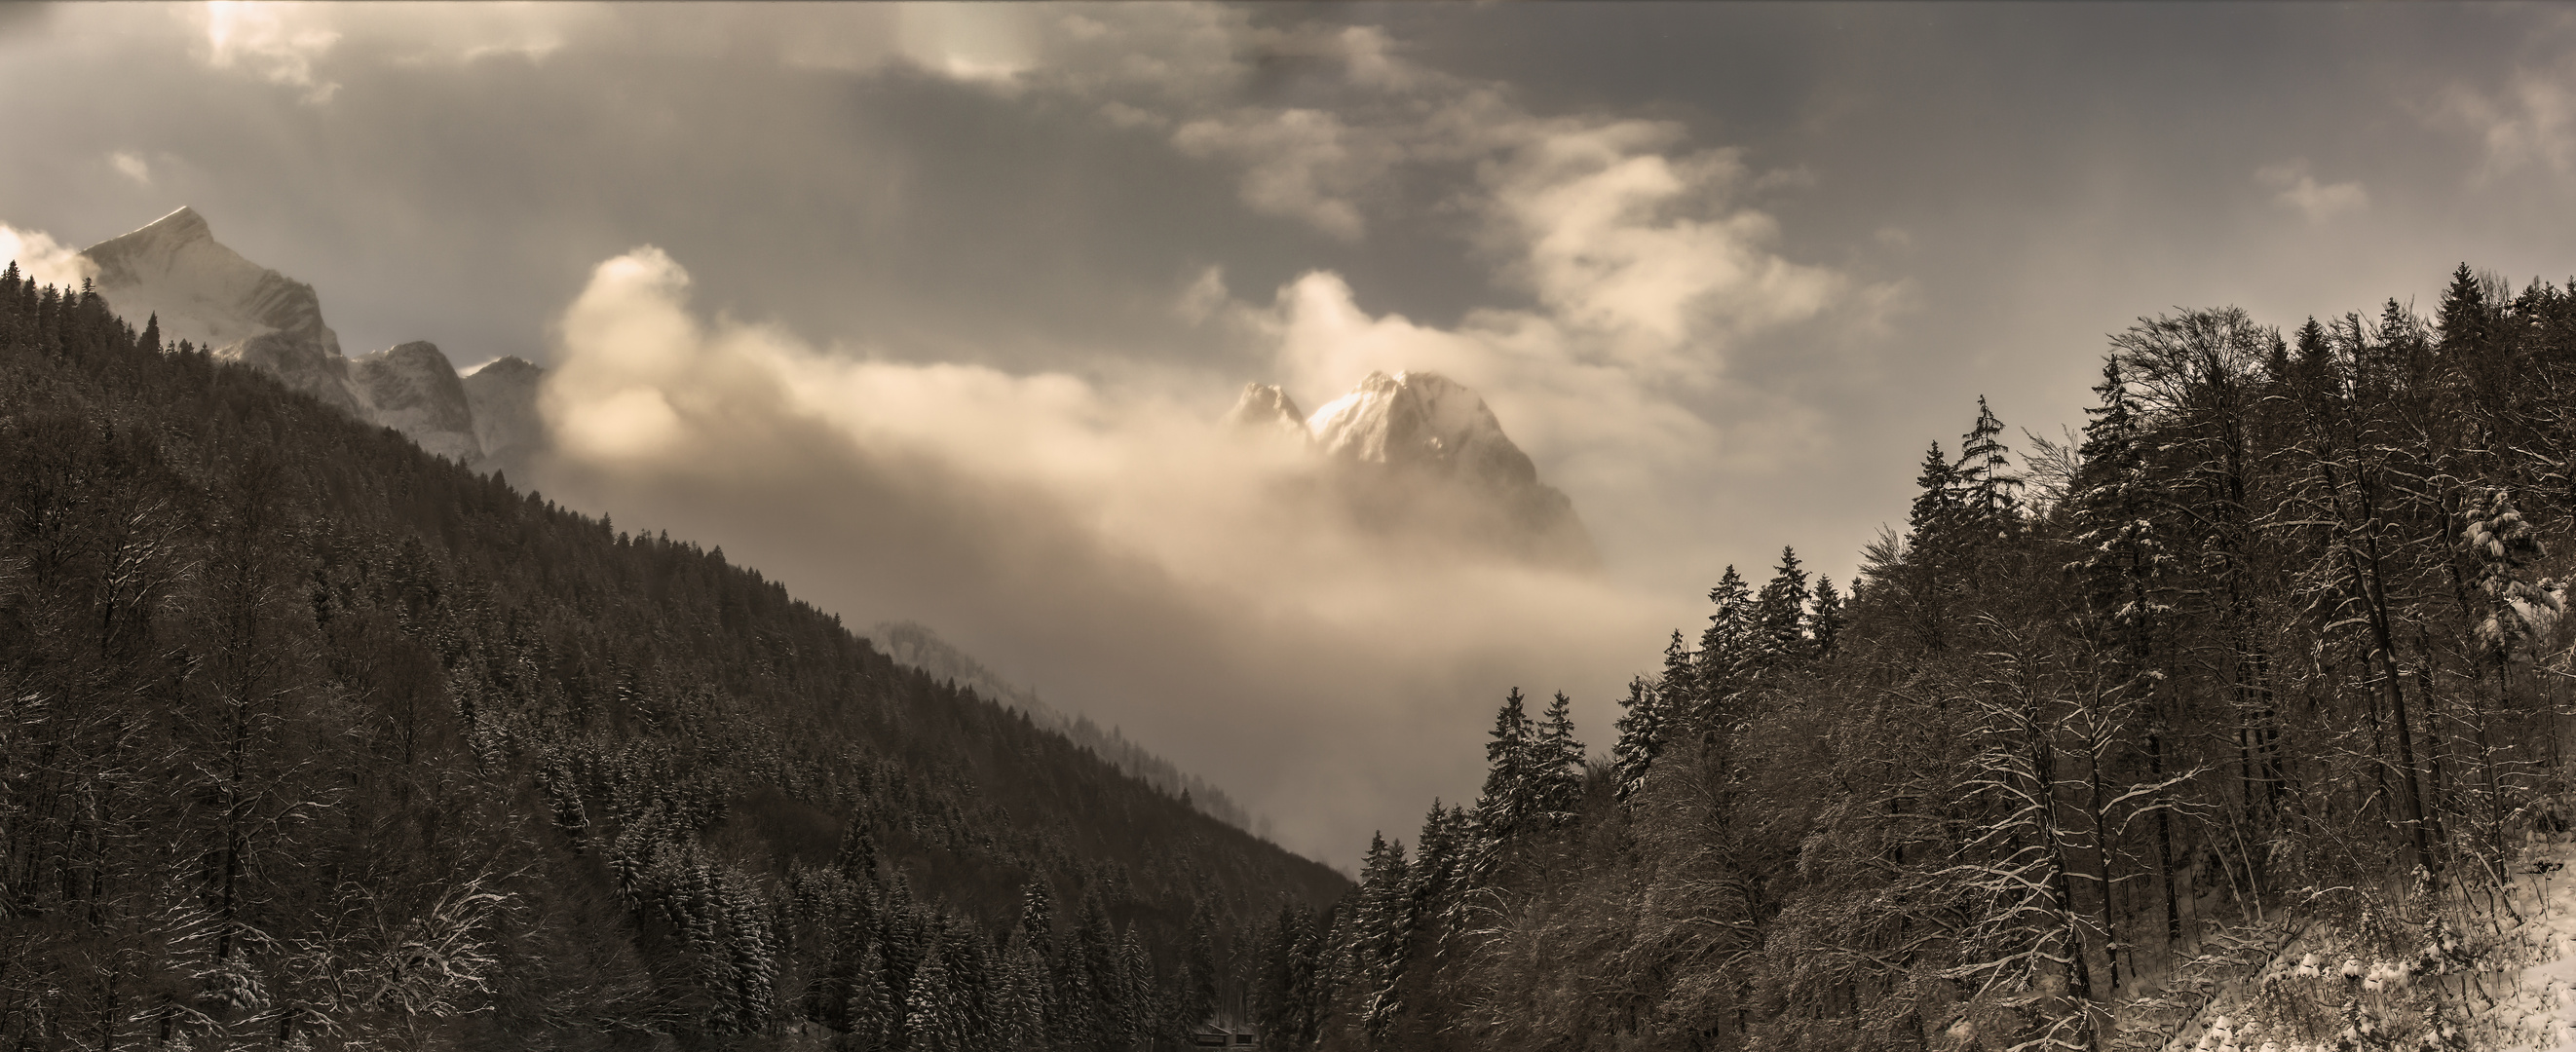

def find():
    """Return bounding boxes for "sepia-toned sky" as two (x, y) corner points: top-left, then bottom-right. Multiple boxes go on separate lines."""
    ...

(7, 1), (2575, 867)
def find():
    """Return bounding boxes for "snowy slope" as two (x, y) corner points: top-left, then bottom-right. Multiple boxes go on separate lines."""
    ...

(2457, 836), (2576, 1050)
(84, 207), (365, 416)
(2112, 832), (2576, 1052)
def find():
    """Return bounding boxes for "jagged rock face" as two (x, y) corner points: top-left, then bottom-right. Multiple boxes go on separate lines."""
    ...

(461, 356), (547, 472)
(1273, 370), (1598, 569)
(353, 342), (481, 464)
(81, 207), (554, 475)
(84, 207), (366, 417)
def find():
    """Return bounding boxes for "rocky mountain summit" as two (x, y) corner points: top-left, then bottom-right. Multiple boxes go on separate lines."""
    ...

(83, 207), (366, 417)
(80, 207), (542, 474)
(1231, 370), (1597, 568)
(351, 341), (481, 463)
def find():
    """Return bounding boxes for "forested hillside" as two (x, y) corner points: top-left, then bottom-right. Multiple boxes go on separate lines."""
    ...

(0, 264), (1347, 1052)
(1263, 266), (2576, 1052)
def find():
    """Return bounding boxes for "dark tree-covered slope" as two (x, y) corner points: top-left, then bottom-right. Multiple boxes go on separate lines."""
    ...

(0, 265), (1346, 1052)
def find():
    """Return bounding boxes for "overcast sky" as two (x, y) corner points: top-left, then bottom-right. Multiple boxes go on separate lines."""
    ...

(7, 2), (2575, 867)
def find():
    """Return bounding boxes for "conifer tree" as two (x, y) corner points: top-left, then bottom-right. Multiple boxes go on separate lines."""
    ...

(2438, 262), (2490, 356)
(1754, 545), (1811, 662)
(1001, 943), (1052, 1050)
(902, 933), (967, 1052)
(1176, 905), (1219, 1033)
(2463, 486), (2561, 683)
(1118, 927), (1157, 1048)
(1956, 395), (2025, 525)
(1017, 881), (1055, 956)
(1610, 676), (1668, 804)
(846, 941), (896, 1052)
(2063, 356), (2187, 947)
(1253, 903), (1321, 1049)
(1655, 629), (1695, 717)
(1697, 566), (1758, 705)
(1075, 891), (1123, 1051)
(1877, 441), (1971, 654)
(1807, 576), (1845, 658)
(1410, 801), (1470, 929)
(1350, 832), (1413, 1042)
(1534, 691), (1585, 821)
(1472, 689), (1536, 854)
(1910, 441), (1964, 546)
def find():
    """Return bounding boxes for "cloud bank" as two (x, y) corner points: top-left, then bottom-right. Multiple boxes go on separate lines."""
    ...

(532, 246), (1679, 862)
(499, 9), (1882, 862)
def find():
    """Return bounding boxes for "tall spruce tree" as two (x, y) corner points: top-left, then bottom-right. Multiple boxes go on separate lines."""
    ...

(1472, 688), (1536, 855)
(1610, 676), (1668, 804)
(1697, 566), (1758, 706)
(1534, 691), (1585, 822)
(1350, 833), (1413, 1042)
(1754, 545), (1811, 663)
(1956, 395), (2025, 526)
(1807, 575), (1845, 658)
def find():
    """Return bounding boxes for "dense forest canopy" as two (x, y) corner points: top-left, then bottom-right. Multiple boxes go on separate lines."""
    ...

(1251, 265), (2576, 1052)
(0, 263), (1345, 1052)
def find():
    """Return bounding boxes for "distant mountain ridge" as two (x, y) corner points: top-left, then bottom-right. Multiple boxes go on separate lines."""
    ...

(81, 207), (545, 475)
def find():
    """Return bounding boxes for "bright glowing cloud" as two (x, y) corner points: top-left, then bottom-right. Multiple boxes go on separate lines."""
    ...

(191, 1), (596, 101)
(0, 225), (100, 292)
(200, 1), (343, 101)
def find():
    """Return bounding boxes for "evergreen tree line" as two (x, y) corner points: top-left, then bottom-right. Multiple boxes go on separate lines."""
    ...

(1258, 264), (2576, 1051)
(0, 265), (1346, 1051)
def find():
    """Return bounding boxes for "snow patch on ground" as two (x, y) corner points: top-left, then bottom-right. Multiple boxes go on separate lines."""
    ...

(2126, 834), (2576, 1052)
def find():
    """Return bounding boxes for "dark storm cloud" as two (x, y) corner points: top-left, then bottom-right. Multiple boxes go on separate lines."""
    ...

(6, 1), (2574, 864)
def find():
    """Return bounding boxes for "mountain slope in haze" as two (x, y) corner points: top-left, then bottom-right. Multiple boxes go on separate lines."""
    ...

(1232, 370), (1598, 568)
(872, 620), (1267, 838)
(0, 266), (1348, 1052)
(462, 354), (549, 468)
(352, 340), (481, 463)
(79, 207), (545, 475)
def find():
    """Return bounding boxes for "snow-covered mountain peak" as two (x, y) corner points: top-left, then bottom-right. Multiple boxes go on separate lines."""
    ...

(1237, 369), (1595, 568)
(464, 355), (544, 381)
(85, 207), (339, 360)
(129, 205), (211, 245)
(1306, 370), (1536, 487)
(79, 207), (549, 472)
(84, 206), (364, 415)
